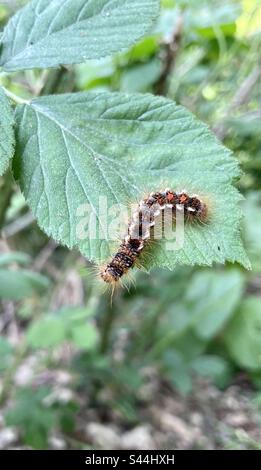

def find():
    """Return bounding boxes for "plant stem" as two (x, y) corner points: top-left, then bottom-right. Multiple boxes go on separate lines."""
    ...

(41, 67), (75, 95)
(155, 11), (183, 96)
(99, 294), (118, 354)
(0, 169), (15, 229)
(2, 86), (29, 105)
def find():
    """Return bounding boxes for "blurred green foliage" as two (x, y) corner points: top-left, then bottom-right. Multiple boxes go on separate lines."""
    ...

(0, 0), (261, 449)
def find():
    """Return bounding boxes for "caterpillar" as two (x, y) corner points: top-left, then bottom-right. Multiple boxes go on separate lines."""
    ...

(100, 189), (207, 284)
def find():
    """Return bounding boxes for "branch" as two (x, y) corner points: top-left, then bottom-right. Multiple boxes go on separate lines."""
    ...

(2, 86), (29, 105)
(32, 239), (57, 271)
(1, 212), (35, 238)
(155, 13), (183, 96)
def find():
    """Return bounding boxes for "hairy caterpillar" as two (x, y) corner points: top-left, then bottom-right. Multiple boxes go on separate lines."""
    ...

(100, 189), (207, 284)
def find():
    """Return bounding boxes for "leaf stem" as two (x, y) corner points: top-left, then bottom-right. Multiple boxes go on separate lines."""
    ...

(2, 86), (29, 105)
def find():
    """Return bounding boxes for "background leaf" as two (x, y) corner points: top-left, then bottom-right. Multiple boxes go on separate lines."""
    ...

(5, 387), (55, 449)
(27, 316), (67, 348)
(224, 297), (261, 371)
(0, 0), (159, 72)
(26, 307), (98, 350)
(14, 92), (249, 271)
(243, 192), (261, 273)
(186, 269), (245, 339)
(0, 251), (31, 267)
(0, 337), (13, 372)
(120, 59), (162, 92)
(190, 355), (232, 388)
(0, 268), (49, 300)
(70, 323), (98, 350)
(0, 87), (15, 175)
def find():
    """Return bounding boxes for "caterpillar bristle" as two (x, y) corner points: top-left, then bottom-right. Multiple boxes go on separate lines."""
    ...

(100, 189), (208, 284)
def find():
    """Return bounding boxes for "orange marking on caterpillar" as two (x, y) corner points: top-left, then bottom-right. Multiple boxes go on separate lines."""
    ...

(100, 189), (207, 284)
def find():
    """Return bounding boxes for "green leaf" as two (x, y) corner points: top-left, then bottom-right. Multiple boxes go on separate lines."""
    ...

(27, 316), (66, 348)
(0, 251), (31, 267)
(75, 58), (115, 91)
(120, 59), (162, 92)
(162, 350), (192, 395)
(190, 355), (233, 388)
(26, 307), (97, 349)
(224, 297), (261, 371)
(14, 92), (250, 271)
(5, 387), (54, 449)
(70, 323), (98, 350)
(0, 269), (49, 300)
(186, 0), (240, 37)
(243, 192), (261, 273)
(186, 269), (245, 339)
(59, 306), (96, 322)
(124, 36), (159, 61)
(0, 336), (13, 371)
(0, 0), (160, 72)
(0, 87), (15, 176)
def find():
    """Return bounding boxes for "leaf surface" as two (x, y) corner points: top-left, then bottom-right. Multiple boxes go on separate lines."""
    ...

(0, 0), (159, 71)
(14, 92), (250, 270)
(0, 87), (15, 175)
